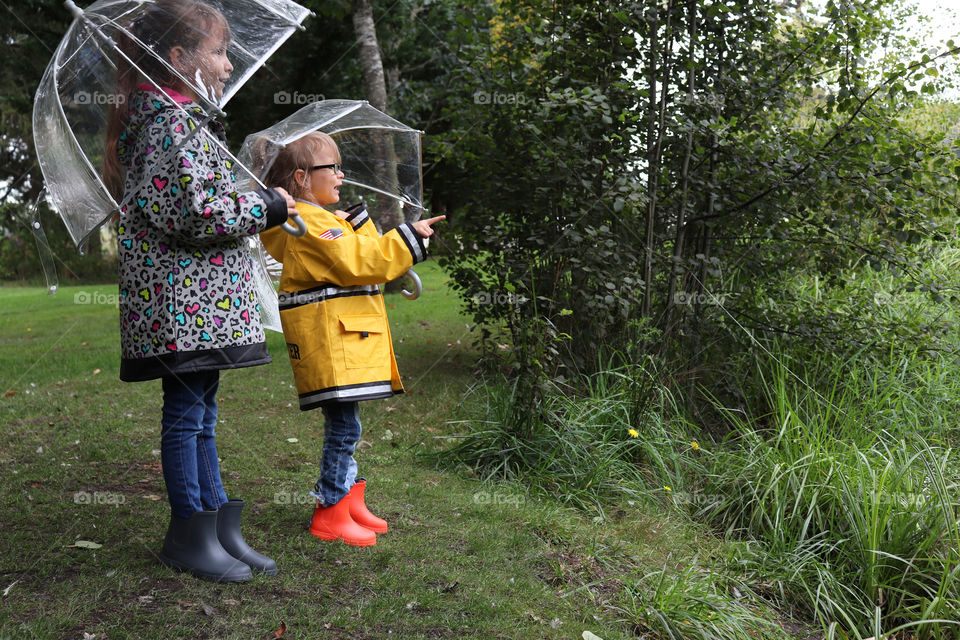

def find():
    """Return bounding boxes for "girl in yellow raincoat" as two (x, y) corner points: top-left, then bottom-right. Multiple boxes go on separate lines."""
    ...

(260, 132), (444, 546)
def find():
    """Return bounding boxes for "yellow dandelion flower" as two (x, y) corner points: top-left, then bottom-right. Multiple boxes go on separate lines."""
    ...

(690, 440), (700, 451)
(663, 486), (672, 492)
(628, 428), (639, 438)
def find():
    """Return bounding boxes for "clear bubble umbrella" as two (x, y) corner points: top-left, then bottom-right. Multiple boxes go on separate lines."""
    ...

(32, 0), (312, 252)
(237, 99), (428, 331)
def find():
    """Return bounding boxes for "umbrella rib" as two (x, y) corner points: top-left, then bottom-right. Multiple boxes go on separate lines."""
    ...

(220, 30), (301, 107)
(323, 124), (423, 135)
(249, 0), (312, 31)
(341, 178), (423, 212)
(116, 109), (270, 215)
(278, 102), (367, 145)
(97, 13), (227, 116)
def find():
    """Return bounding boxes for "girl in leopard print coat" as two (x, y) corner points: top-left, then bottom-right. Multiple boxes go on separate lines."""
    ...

(102, 0), (296, 582)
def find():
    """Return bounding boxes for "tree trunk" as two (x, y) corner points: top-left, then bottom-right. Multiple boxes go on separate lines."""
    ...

(642, 3), (659, 319)
(665, 0), (697, 343)
(351, 0), (387, 112)
(351, 0), (404, 293)
(351, 0), (401, 231)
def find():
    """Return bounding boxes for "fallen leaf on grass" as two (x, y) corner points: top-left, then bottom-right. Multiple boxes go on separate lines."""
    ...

(272, 621), (287, 638)
(93, 369), (101, 375)
(436, 581), (459, 593)
(3, 580), (18, 596)
(68, 540), (102, 549)
(202, 604), (217, 616)
(582, 632), (604, 640)
(4, 391), (15, 398)
(143, 494), (162, 501)
(286, 438), (298, 443)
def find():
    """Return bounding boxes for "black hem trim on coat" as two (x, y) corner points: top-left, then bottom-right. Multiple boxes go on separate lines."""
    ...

(120, 342), (272, 382)
(298, 381), (403, 411)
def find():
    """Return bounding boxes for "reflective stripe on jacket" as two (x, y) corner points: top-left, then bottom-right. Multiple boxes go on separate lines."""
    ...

(260, 201), (426, 410)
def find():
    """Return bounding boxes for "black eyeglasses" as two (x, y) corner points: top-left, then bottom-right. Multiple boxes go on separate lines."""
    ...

(307, 163), (342, 174)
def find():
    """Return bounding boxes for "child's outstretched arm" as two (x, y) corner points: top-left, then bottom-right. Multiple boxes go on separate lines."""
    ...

(296, 215), (445, 287)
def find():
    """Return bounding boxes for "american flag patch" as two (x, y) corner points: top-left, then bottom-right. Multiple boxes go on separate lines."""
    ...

(317, 228), (344, 240)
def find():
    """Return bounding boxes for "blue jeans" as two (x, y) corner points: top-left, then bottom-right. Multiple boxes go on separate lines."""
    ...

(160, 370), (229, 519)
(310, 402), (361, 506)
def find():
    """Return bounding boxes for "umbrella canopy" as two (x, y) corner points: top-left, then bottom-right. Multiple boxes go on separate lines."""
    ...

(238, 99), (428, 331)
(238, 99), (424, 220)
(33, 0), (312, 249)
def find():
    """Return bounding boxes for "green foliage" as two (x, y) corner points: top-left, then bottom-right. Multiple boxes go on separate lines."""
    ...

(0, 203), (115, 284)
(700, 354), (960, 636)
(442, 341), (960, 636)
(433, 0), (960, 392)
(432, 352), (703, 514)
(613, 564), (788, 640)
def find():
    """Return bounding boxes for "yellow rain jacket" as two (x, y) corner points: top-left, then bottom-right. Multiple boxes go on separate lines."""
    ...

(260, 201), (427, 410)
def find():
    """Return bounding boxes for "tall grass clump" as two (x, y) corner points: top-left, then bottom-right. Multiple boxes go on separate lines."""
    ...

(612, 563), (789, 640)
(435, 355), (704, 513)
(701, 355), (960, 637)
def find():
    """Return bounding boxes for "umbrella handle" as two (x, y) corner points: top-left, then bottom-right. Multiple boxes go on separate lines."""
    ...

(401, 268), (422, 300)
(281, 213), (307, 236)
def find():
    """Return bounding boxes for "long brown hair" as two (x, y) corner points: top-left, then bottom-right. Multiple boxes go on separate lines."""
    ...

(261, 132), (341, 202)
(102, 0), (229, 202)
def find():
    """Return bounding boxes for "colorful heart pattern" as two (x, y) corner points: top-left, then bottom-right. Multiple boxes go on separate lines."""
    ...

(116, 88), (270, 362)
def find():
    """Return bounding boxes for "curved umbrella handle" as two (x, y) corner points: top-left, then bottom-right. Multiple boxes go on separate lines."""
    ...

(281, 213), (307, 236)
(401, 268), (422, 300)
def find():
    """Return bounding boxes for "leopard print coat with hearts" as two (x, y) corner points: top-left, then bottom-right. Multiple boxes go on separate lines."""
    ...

(116, 87), (283, 382)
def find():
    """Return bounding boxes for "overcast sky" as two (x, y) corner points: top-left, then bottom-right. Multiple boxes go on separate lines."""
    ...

(904, 0), (957, 47)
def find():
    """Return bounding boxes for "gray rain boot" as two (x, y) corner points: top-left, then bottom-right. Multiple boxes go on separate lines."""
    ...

(216, 499), (278, 576)
(160, 510), (252, 582)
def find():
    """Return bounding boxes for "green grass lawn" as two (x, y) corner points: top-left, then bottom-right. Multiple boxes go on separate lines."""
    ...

(0, 263), (718, 640)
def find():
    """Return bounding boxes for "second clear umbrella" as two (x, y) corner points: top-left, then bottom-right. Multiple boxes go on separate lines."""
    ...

(238, 99), (428, 331)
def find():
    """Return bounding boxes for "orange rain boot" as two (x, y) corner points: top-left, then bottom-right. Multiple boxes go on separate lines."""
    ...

(348, 480), (388, 534)
(309, 493), (376, 547)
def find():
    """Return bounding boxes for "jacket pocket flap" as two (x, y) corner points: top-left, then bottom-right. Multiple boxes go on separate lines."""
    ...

(339, 314), (384, 334)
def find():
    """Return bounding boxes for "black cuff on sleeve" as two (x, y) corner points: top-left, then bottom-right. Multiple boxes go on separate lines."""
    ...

(258, 189), (289, 230)
(396, 222), (427, 265)
(343, 202), (371, 230)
